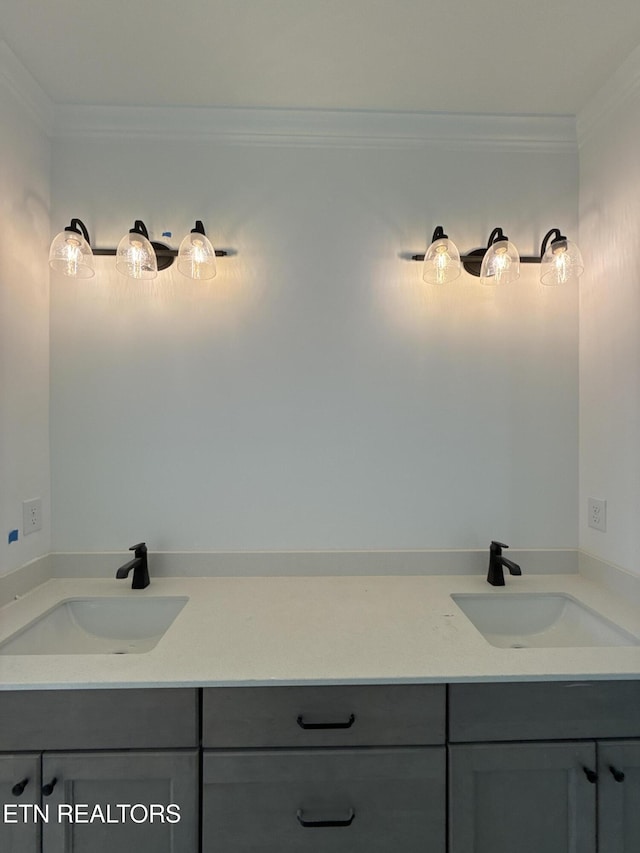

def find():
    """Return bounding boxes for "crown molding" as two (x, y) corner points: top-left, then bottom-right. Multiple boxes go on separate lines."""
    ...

(0, 39), (54, 134)
(577, 43), (640, 147)
(0, 39), (576, 153)
(52, 103), (577, 152)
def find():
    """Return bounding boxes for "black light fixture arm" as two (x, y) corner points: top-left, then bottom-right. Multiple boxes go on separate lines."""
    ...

(487, 226), (507, 247)
(540, 228), (567, 257)
(65, 218), (91, 244)
(131, 219), (150, 238)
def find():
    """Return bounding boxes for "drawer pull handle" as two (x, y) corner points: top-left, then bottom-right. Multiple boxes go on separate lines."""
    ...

(42, 778), (58, 796)
(296, 808), (355, 828)
(11, 778), (29, 797)
(297, 713), (356, 730)
(609, 765), (625, 783)
(582, 767), (598, 784)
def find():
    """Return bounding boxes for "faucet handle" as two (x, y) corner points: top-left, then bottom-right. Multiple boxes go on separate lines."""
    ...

(490, 540), (509, 552)
(129, 542), (147, 555)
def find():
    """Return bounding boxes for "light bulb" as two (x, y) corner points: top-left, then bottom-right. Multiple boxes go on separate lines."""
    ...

(492, 247), (511, 283)
(129, 240), (146, 279)
(434, 246), (451, 283)
(191, 238), (210, 279)
(552, 247), (569, 284)
(62, 235), (82, 276)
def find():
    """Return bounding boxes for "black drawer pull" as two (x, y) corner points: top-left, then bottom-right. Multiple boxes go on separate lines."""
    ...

(297, 713), (356, 730)
(583, 767), (598, 784)
(11, 778), (29, 797)
(609, 765), (625, 783)
(42, 778), (57, 796)
(296, 808), (355, 828)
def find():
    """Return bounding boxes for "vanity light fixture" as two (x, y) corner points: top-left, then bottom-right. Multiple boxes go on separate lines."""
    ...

(48, 218), (95, 279)
(412, 226), (583, 286)
(422, 226), (462, 284)
(49, 218), (229, 279)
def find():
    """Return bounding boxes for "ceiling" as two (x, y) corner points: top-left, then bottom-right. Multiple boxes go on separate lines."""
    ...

(2, 0), (640, 115)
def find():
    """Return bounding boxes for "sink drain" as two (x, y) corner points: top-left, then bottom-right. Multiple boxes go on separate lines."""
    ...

(510, 643), (528, 649)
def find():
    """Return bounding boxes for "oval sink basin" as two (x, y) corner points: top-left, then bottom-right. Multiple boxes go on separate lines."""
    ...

(451, 593), (640, 648)
(0, 596), (188, 655)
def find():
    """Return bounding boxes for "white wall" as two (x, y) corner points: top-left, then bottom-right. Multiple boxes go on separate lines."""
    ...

(49, 110), (579, 553)
(578, 45), (640, 575)
(0, 43), (52, 575)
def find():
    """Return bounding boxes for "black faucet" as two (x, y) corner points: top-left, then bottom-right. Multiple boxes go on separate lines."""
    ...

(116, 542), (150, 589)
(487, 540), (522, 586)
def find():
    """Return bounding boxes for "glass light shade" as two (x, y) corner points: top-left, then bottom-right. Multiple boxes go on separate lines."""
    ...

(116, 231), (157, 279)
(177, 231), (217, 280)
(479, 239), (520, 285)
(423, 236), (461, 284)
(49, 229), (94, 278)
(540, 238), (584, 285)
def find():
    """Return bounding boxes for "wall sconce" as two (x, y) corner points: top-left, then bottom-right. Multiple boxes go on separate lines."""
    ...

(412, 226), (583, 286)
(49, 218), (228, 280)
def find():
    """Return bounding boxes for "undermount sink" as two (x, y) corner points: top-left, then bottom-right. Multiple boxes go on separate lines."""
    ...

(451, 592), (640, 649)
(0, 596), (188, 655)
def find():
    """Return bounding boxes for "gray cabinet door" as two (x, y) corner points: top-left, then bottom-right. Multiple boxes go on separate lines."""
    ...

(203, 747), (445, 853)
(0, 753), (41, 853)
(449, 741), (597, 853)
(598, 740), (640, 853)
(41, 750), (198, 853)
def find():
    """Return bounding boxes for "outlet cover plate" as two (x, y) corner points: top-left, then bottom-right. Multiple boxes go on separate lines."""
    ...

(588, 497), (607, 532)
(22, 498), (42, 535)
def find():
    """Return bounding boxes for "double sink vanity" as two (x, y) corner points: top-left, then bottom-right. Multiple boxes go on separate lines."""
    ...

(2, 589), (638, 659)
(2, 550), (640, 851)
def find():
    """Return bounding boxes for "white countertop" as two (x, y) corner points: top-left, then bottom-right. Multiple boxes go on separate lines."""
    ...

(2, 573), (640, 689)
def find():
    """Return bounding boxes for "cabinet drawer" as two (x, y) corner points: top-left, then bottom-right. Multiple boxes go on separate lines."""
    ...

(449, 681), (640, 742)
(203, 747), (445, 853)
(203, 684), (445, 747)
(0, 689), (198, 750)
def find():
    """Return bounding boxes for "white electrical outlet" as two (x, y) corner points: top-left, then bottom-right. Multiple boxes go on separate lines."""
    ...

(588, 497), (607, 532)
(22, 498), (42, 535)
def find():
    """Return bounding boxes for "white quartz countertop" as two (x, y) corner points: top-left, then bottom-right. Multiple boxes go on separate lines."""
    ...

(2, 573), (640, 689)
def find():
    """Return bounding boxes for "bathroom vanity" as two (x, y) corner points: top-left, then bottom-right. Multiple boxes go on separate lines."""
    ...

(2, 566), (640, 851)
(3, 681), (640, 852)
